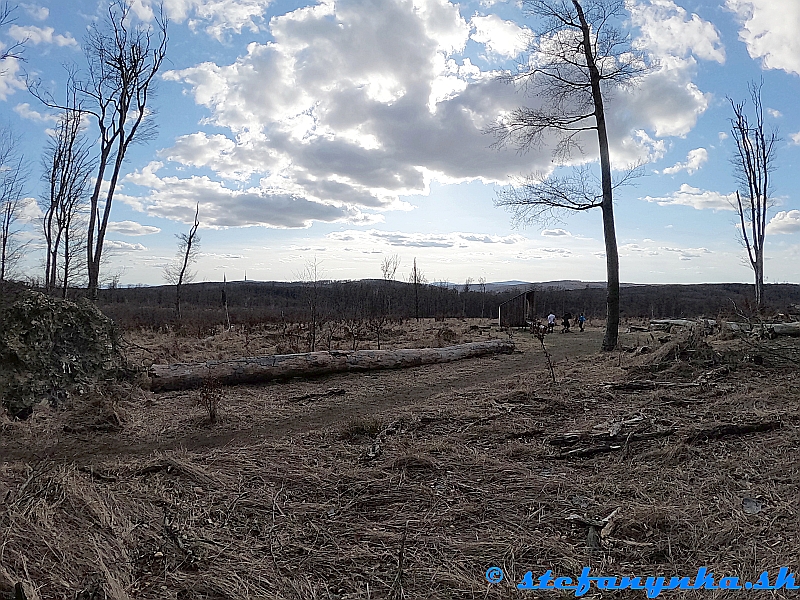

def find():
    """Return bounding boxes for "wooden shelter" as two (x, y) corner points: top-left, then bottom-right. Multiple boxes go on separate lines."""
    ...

(498, 290), (536, 327)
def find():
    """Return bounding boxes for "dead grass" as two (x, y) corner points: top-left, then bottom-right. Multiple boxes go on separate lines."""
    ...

(1, 327), (799, 599)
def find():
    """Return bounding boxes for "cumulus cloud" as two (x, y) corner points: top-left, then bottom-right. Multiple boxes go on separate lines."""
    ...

(107, 221), (162, 236)
(470, 14), (528, 58)
(791, 132), (800, 146)
(8, 25), (78, 47)
(21, 4), (48, 20)
(629, 0), (725, 64)
(14, 103), (58, 123)
(0, 57), (25, 100)
(542, 228), (571, 237)
(766, 210), (800, 234)
(131, 0), (270, 39)
(17, 197), (43, 223)
(152, 0), (715, 229)
(726, 0), (800, 75)
(661, 147), (708, 175)
(642, 184), (736, 211)
(122, 162), (382, 228)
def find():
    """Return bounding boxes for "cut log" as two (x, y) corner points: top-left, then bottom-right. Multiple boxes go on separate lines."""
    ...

(149, 340), (515, 392)
(724, 322), (800, 336)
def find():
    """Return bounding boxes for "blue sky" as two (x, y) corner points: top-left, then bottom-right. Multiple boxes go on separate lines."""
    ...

(2, 0), (800, 286)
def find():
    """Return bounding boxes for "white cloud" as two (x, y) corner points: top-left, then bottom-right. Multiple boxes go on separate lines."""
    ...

(18, 197), (43, 223)
(105, 240), (148, 252)
(107, 221), (162, 236)
(122, 162), (383, 229)
(642, 184), (736, 211)
(8, 25), (78, 47)
(790, 132), (800, 146)
(158, 0), (710, 228)
(21, 4), (49, 20)
(132, 0), (271, 40)
(470, 14), (528, 58)
(766, 210), (800, 234)
(0, 57), (25, 100)
(13, 103), (58, 123)
(660, 245), (712, 260)
(767, 108), (782, 118)
(541, 228), (571, 237)
(328, 229), (524, 249)
(629, 0), (725, 64)
(726, 0), (800, 75)
(719, 131), (729, 141)
(662, 147), (708, 175)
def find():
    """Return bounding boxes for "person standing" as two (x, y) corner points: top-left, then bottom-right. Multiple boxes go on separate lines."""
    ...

(547, 312), (556, 333)
(578, 313), (586, 332)
(562, 313), (572, 333)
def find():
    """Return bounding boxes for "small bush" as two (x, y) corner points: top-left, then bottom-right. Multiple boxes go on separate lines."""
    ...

(198, 377), (224, 424)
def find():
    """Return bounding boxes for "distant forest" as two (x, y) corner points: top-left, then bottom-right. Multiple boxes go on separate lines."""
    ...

(96, 280), (800, 330)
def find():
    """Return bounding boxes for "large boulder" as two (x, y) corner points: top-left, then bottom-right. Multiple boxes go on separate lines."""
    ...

(0, 284), (124, 417)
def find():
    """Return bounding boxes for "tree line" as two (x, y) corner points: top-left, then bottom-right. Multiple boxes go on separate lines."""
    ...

(96, 279), (800, 333)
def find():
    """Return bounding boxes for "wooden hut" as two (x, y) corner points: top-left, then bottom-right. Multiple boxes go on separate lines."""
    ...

(498, 290), (536, 327)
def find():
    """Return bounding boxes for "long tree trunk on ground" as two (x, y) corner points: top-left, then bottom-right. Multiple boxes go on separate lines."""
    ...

(149, 340), (516, 392)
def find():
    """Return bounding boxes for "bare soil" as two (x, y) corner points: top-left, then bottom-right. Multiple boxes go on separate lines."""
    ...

(1, 319), (798, 600)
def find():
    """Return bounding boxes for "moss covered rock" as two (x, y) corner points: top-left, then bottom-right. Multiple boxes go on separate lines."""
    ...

(0, 285), (124, 417)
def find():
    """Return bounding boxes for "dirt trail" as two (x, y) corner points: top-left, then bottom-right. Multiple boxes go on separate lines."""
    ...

(2, 330), (604, 463)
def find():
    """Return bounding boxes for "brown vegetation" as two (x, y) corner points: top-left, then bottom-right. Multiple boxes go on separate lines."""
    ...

(1, 322), (798, 599)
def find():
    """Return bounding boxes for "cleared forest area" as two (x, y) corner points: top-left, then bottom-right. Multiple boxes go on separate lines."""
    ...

(1, 312), (798, 599)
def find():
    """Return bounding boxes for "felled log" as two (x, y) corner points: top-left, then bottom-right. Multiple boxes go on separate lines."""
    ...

(149, 340), (515, 392)
(725, 322), (800, 336)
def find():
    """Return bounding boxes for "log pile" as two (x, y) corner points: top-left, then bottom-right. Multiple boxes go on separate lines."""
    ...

(149, 340), (515, 392)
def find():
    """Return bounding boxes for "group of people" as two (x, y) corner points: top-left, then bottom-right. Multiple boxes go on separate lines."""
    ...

(546, 311), (586, 333)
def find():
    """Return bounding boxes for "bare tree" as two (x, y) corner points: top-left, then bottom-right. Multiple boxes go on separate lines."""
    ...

(729, 81), (778, 310)
(30, 1), (168, 299)
(164, 203), (200, 320)
(380, 254), (401, 281)
(0, 2), (26, 64)
(40, 98), (94, 297)
(297, 257), (323, 351)
(379, 253), (401, 320)
(0, 127), (28, 281)
(478, 276), (487, 318)
(408, 257), (426, 321)
(489, 0), (648, 351)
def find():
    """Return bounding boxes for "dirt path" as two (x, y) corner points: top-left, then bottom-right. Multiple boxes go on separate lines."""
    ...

(2, 330), (605, 463)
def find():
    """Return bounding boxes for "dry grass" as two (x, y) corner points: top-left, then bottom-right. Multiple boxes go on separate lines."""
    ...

(1, 326), (799, 599)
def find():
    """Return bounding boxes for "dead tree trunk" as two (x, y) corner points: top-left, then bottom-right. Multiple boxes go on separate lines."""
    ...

(149, 340), (515, 392)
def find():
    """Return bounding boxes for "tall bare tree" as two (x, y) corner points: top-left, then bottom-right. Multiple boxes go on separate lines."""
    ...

(41, 98), (94, 297)
(164, 203), (200, 321)
(0, 127), (28, 281)
(31, 1), (168, 298)
(297, 257), (324, 351)
(729, 81), (777, 310)
(490, 0), (648, 351)
(408, 257), (426, 321)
